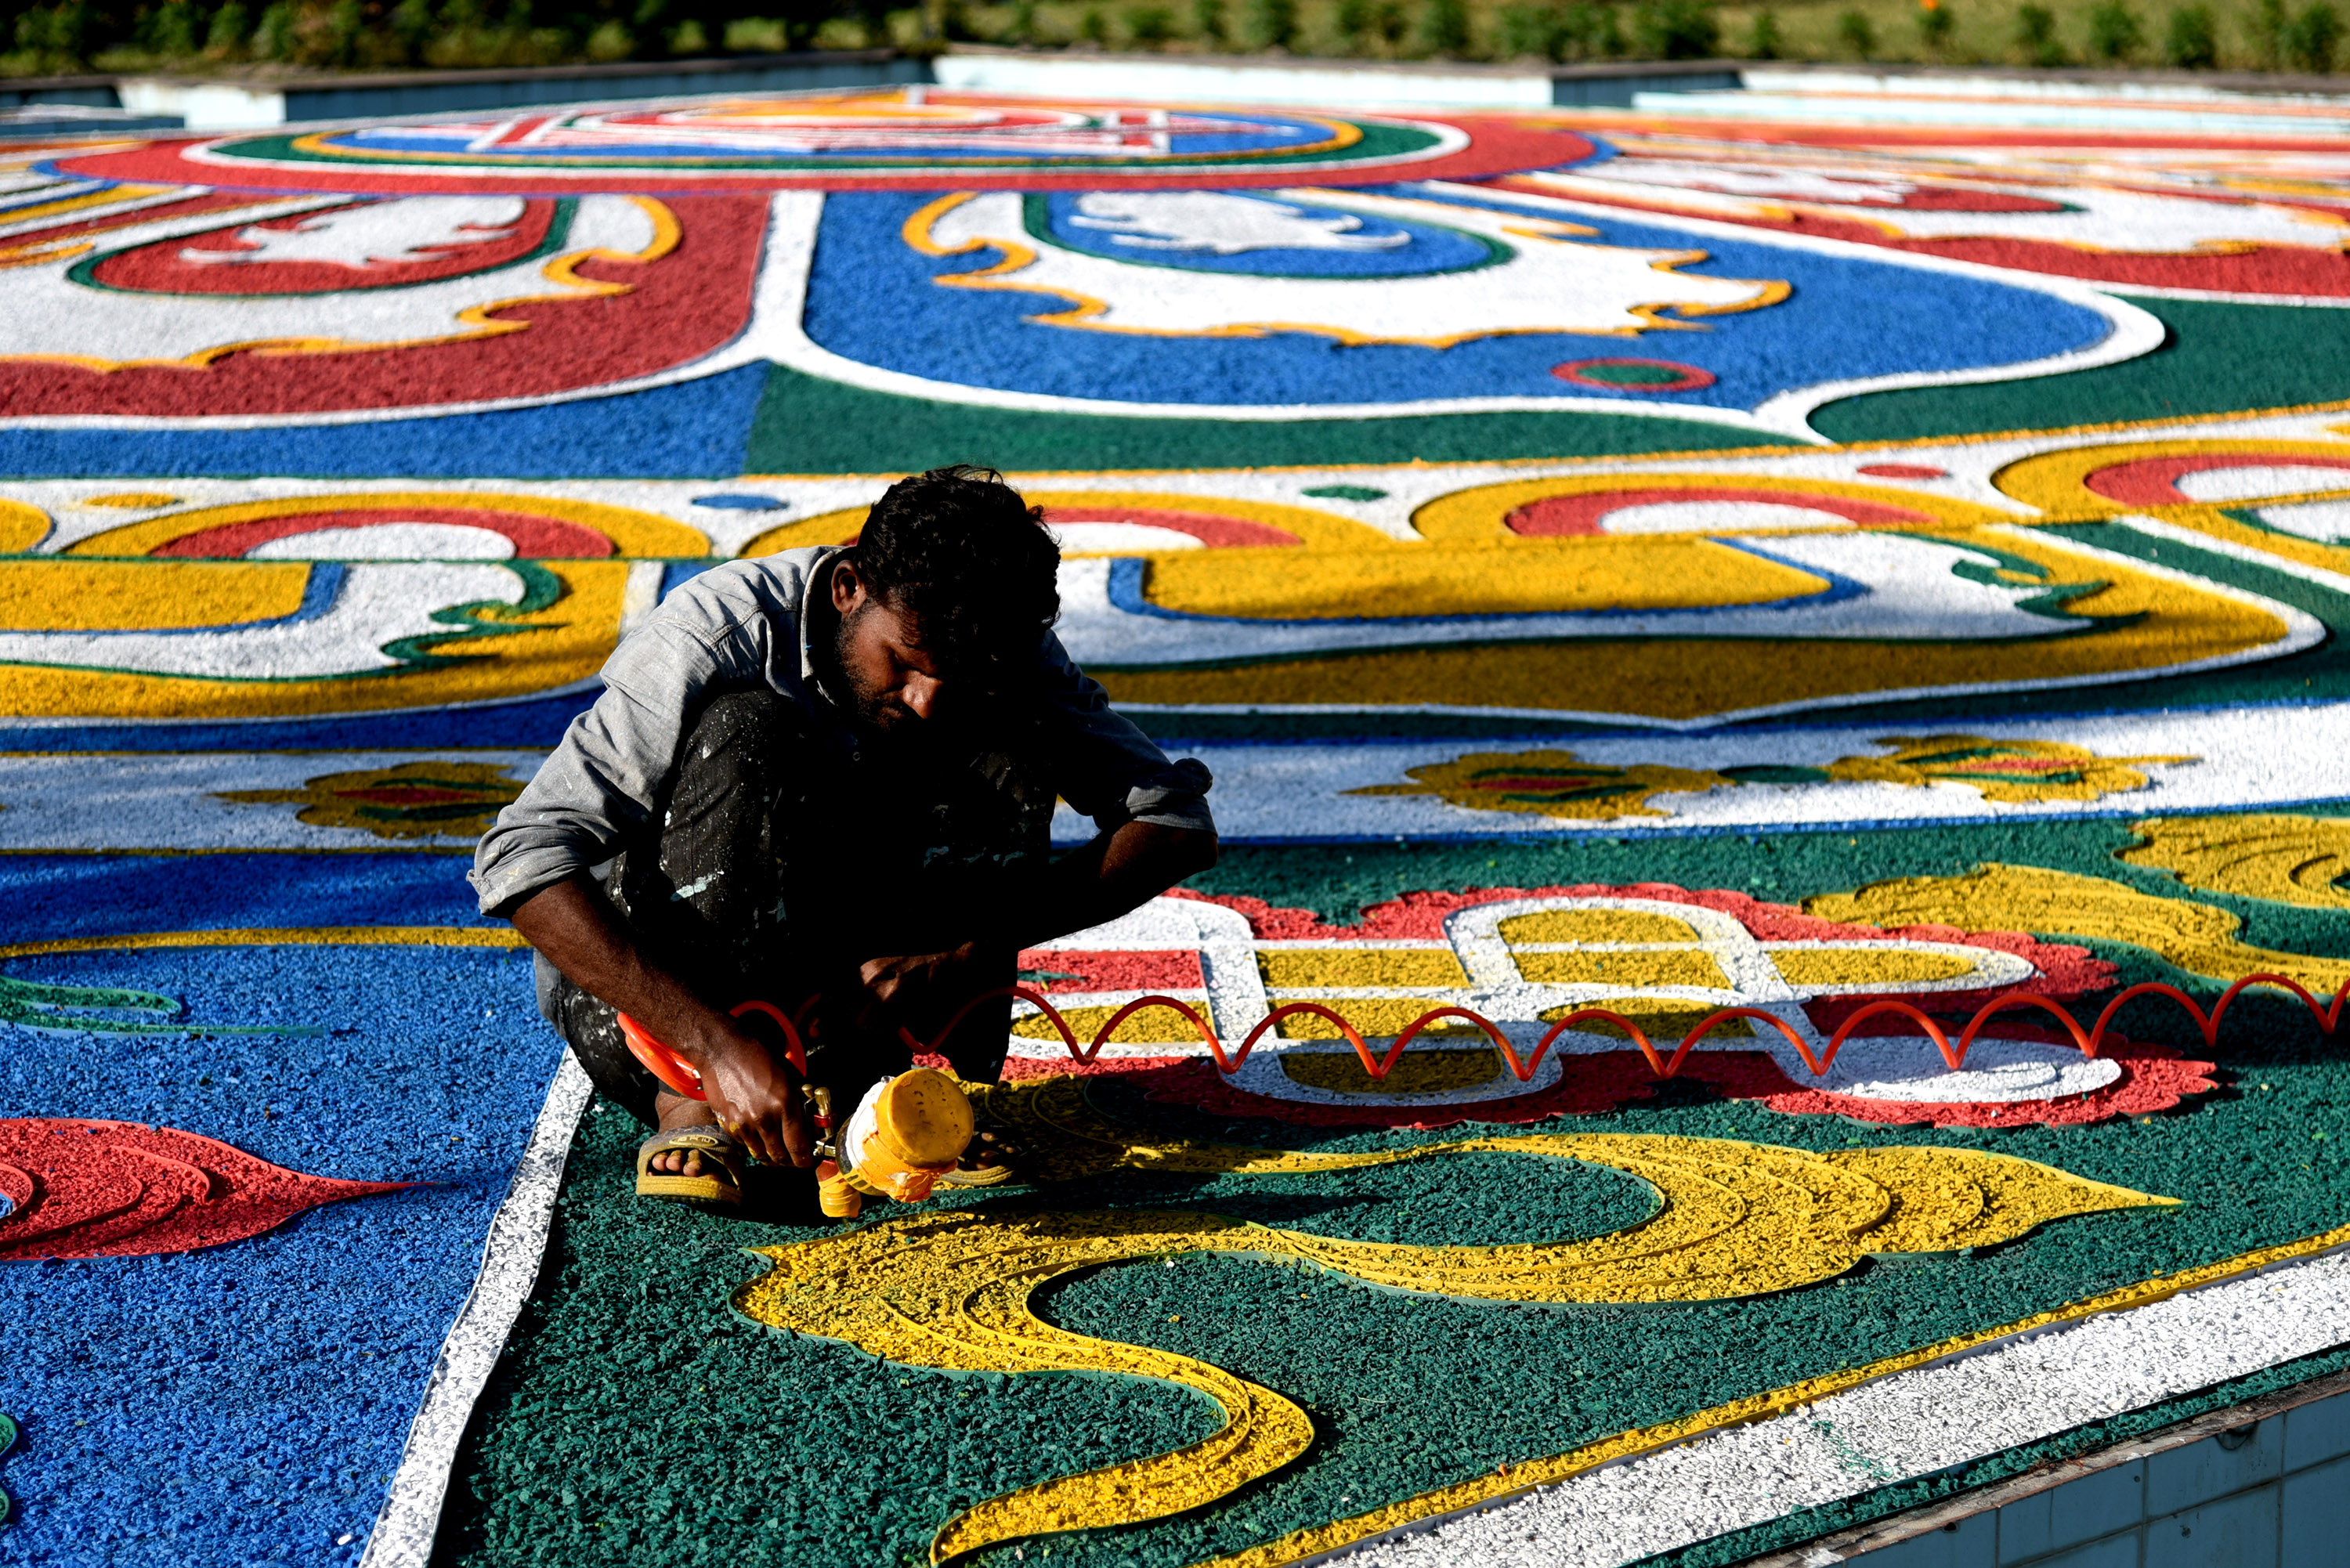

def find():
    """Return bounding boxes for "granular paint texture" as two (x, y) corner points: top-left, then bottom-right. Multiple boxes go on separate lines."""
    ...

(9, 74), (2350, 1568)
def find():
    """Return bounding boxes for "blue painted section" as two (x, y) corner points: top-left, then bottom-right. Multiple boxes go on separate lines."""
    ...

(0, 930), (561, 1566)
(690, 493), (790, 511)
(0, 363), (771, 480)
(0, 690), (591, 752)
(1034, 190), (1493, 277)
(660, 559), (722, 599)
(802, 186), (2116, 416)
(0, 854), (488, 945)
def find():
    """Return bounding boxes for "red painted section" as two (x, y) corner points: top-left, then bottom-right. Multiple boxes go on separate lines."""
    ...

(0, 1119), (408, 1260)
(1055, 1050), (1674, 1129)
(1866, 186), (2068, 212)
(1683, 1039), (2216, 1127)
(0, 192), (295, 260)
(1887, 234), (2350, 296)
(2084, 452), (2350, 505)
(1161, 885), (2114, 1004)
(1856, 464), (1949, 479)
(1494, 171), (2350, 297)
(1502, 486), (1936, 536)
(1003, 1034), (2208, 1130)
(87, 199), (559, 294)
(0, 193), (766, 417)
(150, 507), (615, 558)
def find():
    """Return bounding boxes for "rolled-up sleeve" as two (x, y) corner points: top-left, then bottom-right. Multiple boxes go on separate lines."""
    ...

(469, 620), (744, 918)
(1033, 632), (1215, 836)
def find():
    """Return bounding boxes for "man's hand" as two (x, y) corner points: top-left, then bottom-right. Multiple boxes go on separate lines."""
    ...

(855, 941), (994, 1032)
(851, 822), (1215, 1035)
(510, 875), (817, 1167)
(690, 1018), (816, 1169)
(1011, 820), (1217, 952)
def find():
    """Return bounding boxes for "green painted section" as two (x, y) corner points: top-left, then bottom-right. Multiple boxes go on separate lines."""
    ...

(743, 363), (1773, 476)
(1813, 296), (2350, 444)
(441, 816), (2350, 1568)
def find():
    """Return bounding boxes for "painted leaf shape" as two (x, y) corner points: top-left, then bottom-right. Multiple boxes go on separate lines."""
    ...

(0, 1118), (408, 1259)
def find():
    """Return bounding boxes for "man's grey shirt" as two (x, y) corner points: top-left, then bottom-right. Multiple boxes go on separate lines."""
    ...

(468, 545), (1213, 919)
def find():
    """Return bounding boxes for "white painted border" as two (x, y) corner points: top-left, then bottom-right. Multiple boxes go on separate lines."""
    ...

(1318, 1241), (2350, 1568)
(2, 159), (2165, 439)
(355, 1053), (594, 1568)
(752, 179), (2164, 445)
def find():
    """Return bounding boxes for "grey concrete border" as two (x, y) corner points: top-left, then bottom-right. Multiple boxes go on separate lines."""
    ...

(1733, 1367), (2350, 1568)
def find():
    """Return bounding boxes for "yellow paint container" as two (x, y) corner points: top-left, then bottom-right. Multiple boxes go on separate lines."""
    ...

(833, 1068), (974, 1205)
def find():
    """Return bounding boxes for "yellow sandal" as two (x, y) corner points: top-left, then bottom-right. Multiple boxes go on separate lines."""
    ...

(634, 1125), (749, 1207)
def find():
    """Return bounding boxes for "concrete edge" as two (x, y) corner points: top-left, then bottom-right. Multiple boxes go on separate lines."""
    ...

(1731, 1365), (2350, 1567)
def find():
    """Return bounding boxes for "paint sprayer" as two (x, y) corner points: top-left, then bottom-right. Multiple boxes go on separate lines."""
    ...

(615, 999), (972, 1219)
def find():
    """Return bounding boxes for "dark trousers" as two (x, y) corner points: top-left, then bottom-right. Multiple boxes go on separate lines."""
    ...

(543, 687), (1058, 1129)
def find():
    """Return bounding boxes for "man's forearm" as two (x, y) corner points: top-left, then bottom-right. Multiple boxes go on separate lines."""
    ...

(512, 875), (814, 1165)
(508, 874), (743, 1070)
(999, 820), (1217, 953)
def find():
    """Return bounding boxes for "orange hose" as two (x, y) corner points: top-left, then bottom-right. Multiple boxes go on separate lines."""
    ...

(621, 974), (2343, 1103)
(920, 975), (2343, 1084)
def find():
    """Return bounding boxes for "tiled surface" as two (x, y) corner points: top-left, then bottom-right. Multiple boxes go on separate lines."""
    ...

(2283, 1395), (2350, 1473)
(1998, 1461), (2146, 1563)
(2144, 1423), (2283, 1516)
(2141, 1488), (2279, 1568)
(1847, 1388), (2350, 1568)
(2030, 1534), (2142, 1568)
(2276, 1454), (2350, 1567)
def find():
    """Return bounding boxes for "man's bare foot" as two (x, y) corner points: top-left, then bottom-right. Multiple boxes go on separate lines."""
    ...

(964, 1125), (1021, 1172)
(644, 1087), (726, 1178)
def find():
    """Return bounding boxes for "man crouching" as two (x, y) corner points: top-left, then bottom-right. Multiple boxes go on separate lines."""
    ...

(469, 466), (1217, 1206)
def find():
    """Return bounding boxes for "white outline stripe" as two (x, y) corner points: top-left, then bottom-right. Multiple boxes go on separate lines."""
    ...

(355, 1052), (593, 1568)
(1320, 1243), (2350, 1568)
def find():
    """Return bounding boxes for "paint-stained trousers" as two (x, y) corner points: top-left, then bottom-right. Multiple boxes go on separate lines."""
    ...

(540, 687), (1059, 1128)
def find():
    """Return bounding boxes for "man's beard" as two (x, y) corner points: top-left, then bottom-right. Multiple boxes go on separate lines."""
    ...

(830, 602), (917, 734)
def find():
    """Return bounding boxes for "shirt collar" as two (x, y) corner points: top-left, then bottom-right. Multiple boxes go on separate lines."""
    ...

(798, 544), (850, 696)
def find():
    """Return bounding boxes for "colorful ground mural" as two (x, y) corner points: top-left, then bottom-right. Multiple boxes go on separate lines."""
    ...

(9, 76), (2350, 1568)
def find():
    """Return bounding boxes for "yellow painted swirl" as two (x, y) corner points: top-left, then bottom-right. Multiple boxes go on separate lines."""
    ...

(731, 1076), (2172, 1563)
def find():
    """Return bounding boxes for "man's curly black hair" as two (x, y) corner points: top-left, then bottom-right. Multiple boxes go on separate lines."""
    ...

(852, 465), (1061, 688)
